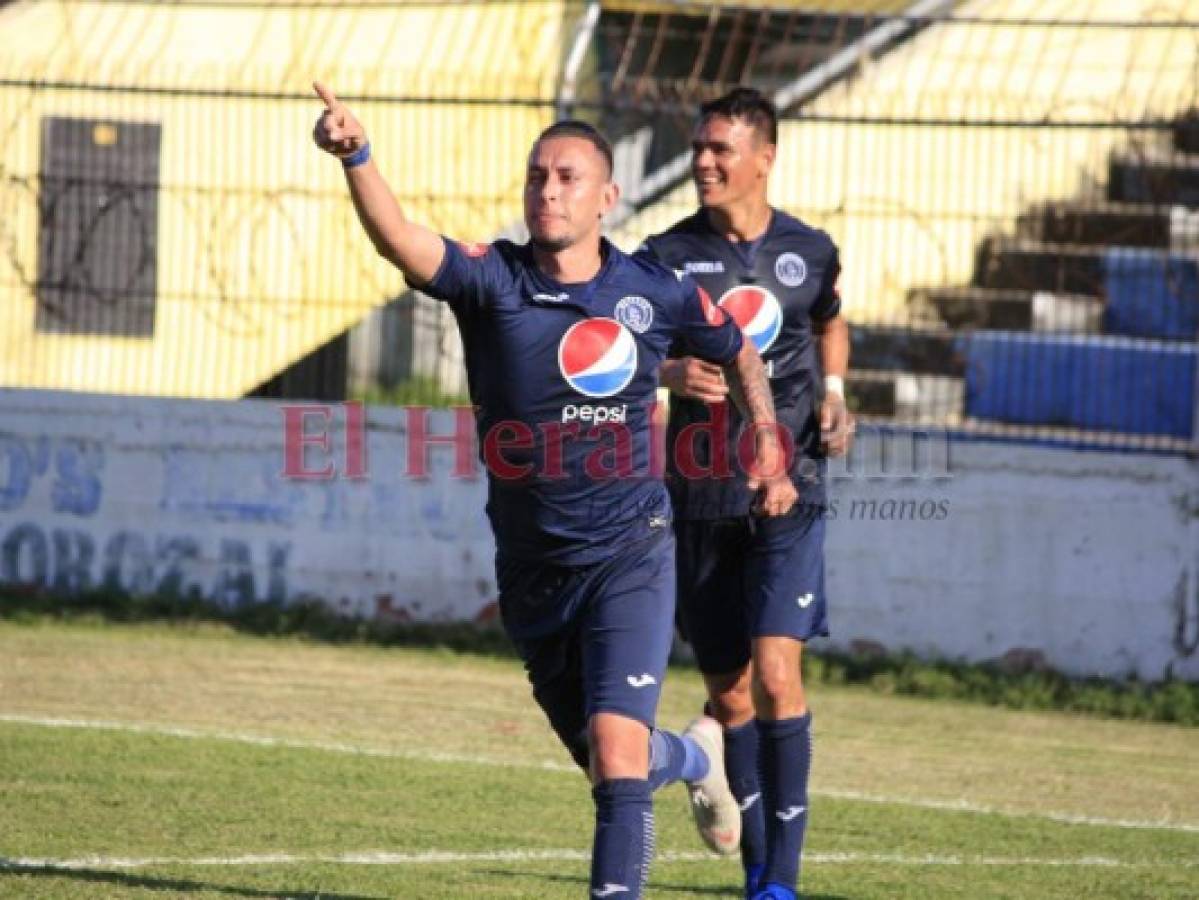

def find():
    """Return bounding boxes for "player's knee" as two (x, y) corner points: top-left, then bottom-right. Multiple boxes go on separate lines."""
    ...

(588, 714), (650, 780)
(705, 669), (754, 725)
(752, 653), (803, 711)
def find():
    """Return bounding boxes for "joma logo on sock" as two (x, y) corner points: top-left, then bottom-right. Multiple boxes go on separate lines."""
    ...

(592, 884), (630, 897)
(739, 792), (761, 812)
(776, 805), (807, 821)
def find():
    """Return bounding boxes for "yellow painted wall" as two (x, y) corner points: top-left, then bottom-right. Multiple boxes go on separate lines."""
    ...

(603, 1), (917, 13)
(613, 0), (1199, 323)
(0, 0), (571, 397)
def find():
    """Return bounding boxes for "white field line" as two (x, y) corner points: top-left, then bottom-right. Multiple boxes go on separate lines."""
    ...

(1, 849), (1193, 871)
(3, 713), (1198, 836)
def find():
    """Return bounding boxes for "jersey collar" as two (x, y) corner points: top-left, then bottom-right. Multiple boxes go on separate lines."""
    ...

(524, 238), (620, 311)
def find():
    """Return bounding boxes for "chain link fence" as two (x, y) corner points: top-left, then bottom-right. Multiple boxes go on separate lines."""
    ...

(1, 0), (1196, 452)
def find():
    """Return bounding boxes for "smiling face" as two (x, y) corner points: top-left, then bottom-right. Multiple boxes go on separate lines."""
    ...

(690, 114), (775, 212)
(523, 136), (618, 253)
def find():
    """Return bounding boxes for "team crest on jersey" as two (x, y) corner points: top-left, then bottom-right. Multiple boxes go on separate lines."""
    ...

(558, 318), (638, 398)
(457, 241), (490, 258)
(614, 295), (653, 333)
(718, 285), (782, 353)
(775, 252), (807, 287)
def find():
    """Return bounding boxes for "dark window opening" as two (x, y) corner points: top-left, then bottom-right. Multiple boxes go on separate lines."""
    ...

(36, 117), (160, 337)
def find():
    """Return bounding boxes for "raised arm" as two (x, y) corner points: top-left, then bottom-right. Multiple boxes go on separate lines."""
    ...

(312, 81), (445, 286)
(723, 340), (798, 517)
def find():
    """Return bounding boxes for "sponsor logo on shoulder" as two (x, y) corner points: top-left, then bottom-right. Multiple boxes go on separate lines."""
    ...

(532, 291), (569, 303)
(775, 252), (807, 287)
(614, 295), (654, 333)
(697, 285), (724, 326)
(684, 260), (725, 274)
(457, 241), (490, 258)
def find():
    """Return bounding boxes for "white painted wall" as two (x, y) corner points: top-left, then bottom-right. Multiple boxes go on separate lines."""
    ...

(1, 390), (1195, 681)
(825, 431), (1199, 682)
(0, 390), (497, 624)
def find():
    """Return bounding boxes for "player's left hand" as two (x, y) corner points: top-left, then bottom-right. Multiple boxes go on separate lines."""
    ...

(820, 393), (855, 457)
(746, 431), (799, 517)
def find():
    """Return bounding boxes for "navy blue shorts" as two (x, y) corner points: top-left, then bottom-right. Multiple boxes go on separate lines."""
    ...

(675, 507), (829, 675)
(496, 526), (676, 769)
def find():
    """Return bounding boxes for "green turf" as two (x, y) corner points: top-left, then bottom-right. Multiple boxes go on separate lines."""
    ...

(1, 620), (1196, 899)
(5, 591), (1197, 726)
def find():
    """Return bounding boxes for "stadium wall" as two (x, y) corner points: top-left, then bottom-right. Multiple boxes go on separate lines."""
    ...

(0, 389), (1195, 682)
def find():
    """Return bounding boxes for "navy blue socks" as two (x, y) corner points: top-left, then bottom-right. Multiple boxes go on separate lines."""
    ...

(724, 717), (767, 884)
(758, 713), (812, 891)
(591, 777), (654, 900)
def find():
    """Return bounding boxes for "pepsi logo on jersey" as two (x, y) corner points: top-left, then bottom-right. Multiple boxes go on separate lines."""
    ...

(557, 319), (638, 423)
(718, 286), (782, 353)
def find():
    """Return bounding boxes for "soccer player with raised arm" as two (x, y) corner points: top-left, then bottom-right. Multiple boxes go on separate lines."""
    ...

(312, 82), (798, 899)
(638, 88), (854, 900)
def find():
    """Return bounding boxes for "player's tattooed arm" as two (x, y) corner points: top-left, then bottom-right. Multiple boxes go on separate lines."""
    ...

(312, 81), (446, 287)
(724, 341), (798, 517)
(724, 339), (775, 428)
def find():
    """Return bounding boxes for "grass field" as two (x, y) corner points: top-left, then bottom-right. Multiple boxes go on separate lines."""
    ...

(1, 618), (1197, 899)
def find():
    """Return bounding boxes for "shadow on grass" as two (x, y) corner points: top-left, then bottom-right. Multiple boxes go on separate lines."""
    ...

(480, 868), (853, 898)
(0, 587), (518, 659)
(0, 861), (384, 899)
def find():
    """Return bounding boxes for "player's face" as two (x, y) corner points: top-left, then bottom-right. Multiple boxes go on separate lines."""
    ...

(524, 136), (618, 252)
(691, 115), (774, 209)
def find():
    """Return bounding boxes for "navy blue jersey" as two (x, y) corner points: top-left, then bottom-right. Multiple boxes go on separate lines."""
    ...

(422, 236), (743, 564)
(639, 208), (841, 519)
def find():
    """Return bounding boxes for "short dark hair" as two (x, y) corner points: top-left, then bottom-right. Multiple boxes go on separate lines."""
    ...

(535, 120), (614, 177)
(700, 87), (778, 146)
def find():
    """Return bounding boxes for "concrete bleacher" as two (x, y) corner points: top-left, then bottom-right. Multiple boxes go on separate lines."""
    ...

(852, 109), (1199, 445)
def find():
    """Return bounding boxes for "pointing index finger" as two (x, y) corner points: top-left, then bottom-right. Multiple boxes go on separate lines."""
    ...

(313, 80), (340, 109)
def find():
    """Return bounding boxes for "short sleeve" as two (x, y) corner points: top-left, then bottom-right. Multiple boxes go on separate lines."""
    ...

(419, 237), (505, 311)
(810, 248), (842, 321)
(675, 276), (743, 365)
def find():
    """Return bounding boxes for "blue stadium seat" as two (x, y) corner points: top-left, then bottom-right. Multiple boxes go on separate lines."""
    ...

(1103, 248), (1199, 340)
(963, 332), (1197, 438)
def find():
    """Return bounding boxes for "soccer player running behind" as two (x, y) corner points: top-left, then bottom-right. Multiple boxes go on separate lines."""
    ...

(639, 88), (854, 900)
(312, 82), (797, 899)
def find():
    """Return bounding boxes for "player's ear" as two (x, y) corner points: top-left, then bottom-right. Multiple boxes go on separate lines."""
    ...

(758, 141), (776, 176)
(599, 179), (620, 218)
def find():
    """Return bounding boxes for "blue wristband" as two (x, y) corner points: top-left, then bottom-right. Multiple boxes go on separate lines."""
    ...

(341, 142), (371, 169)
